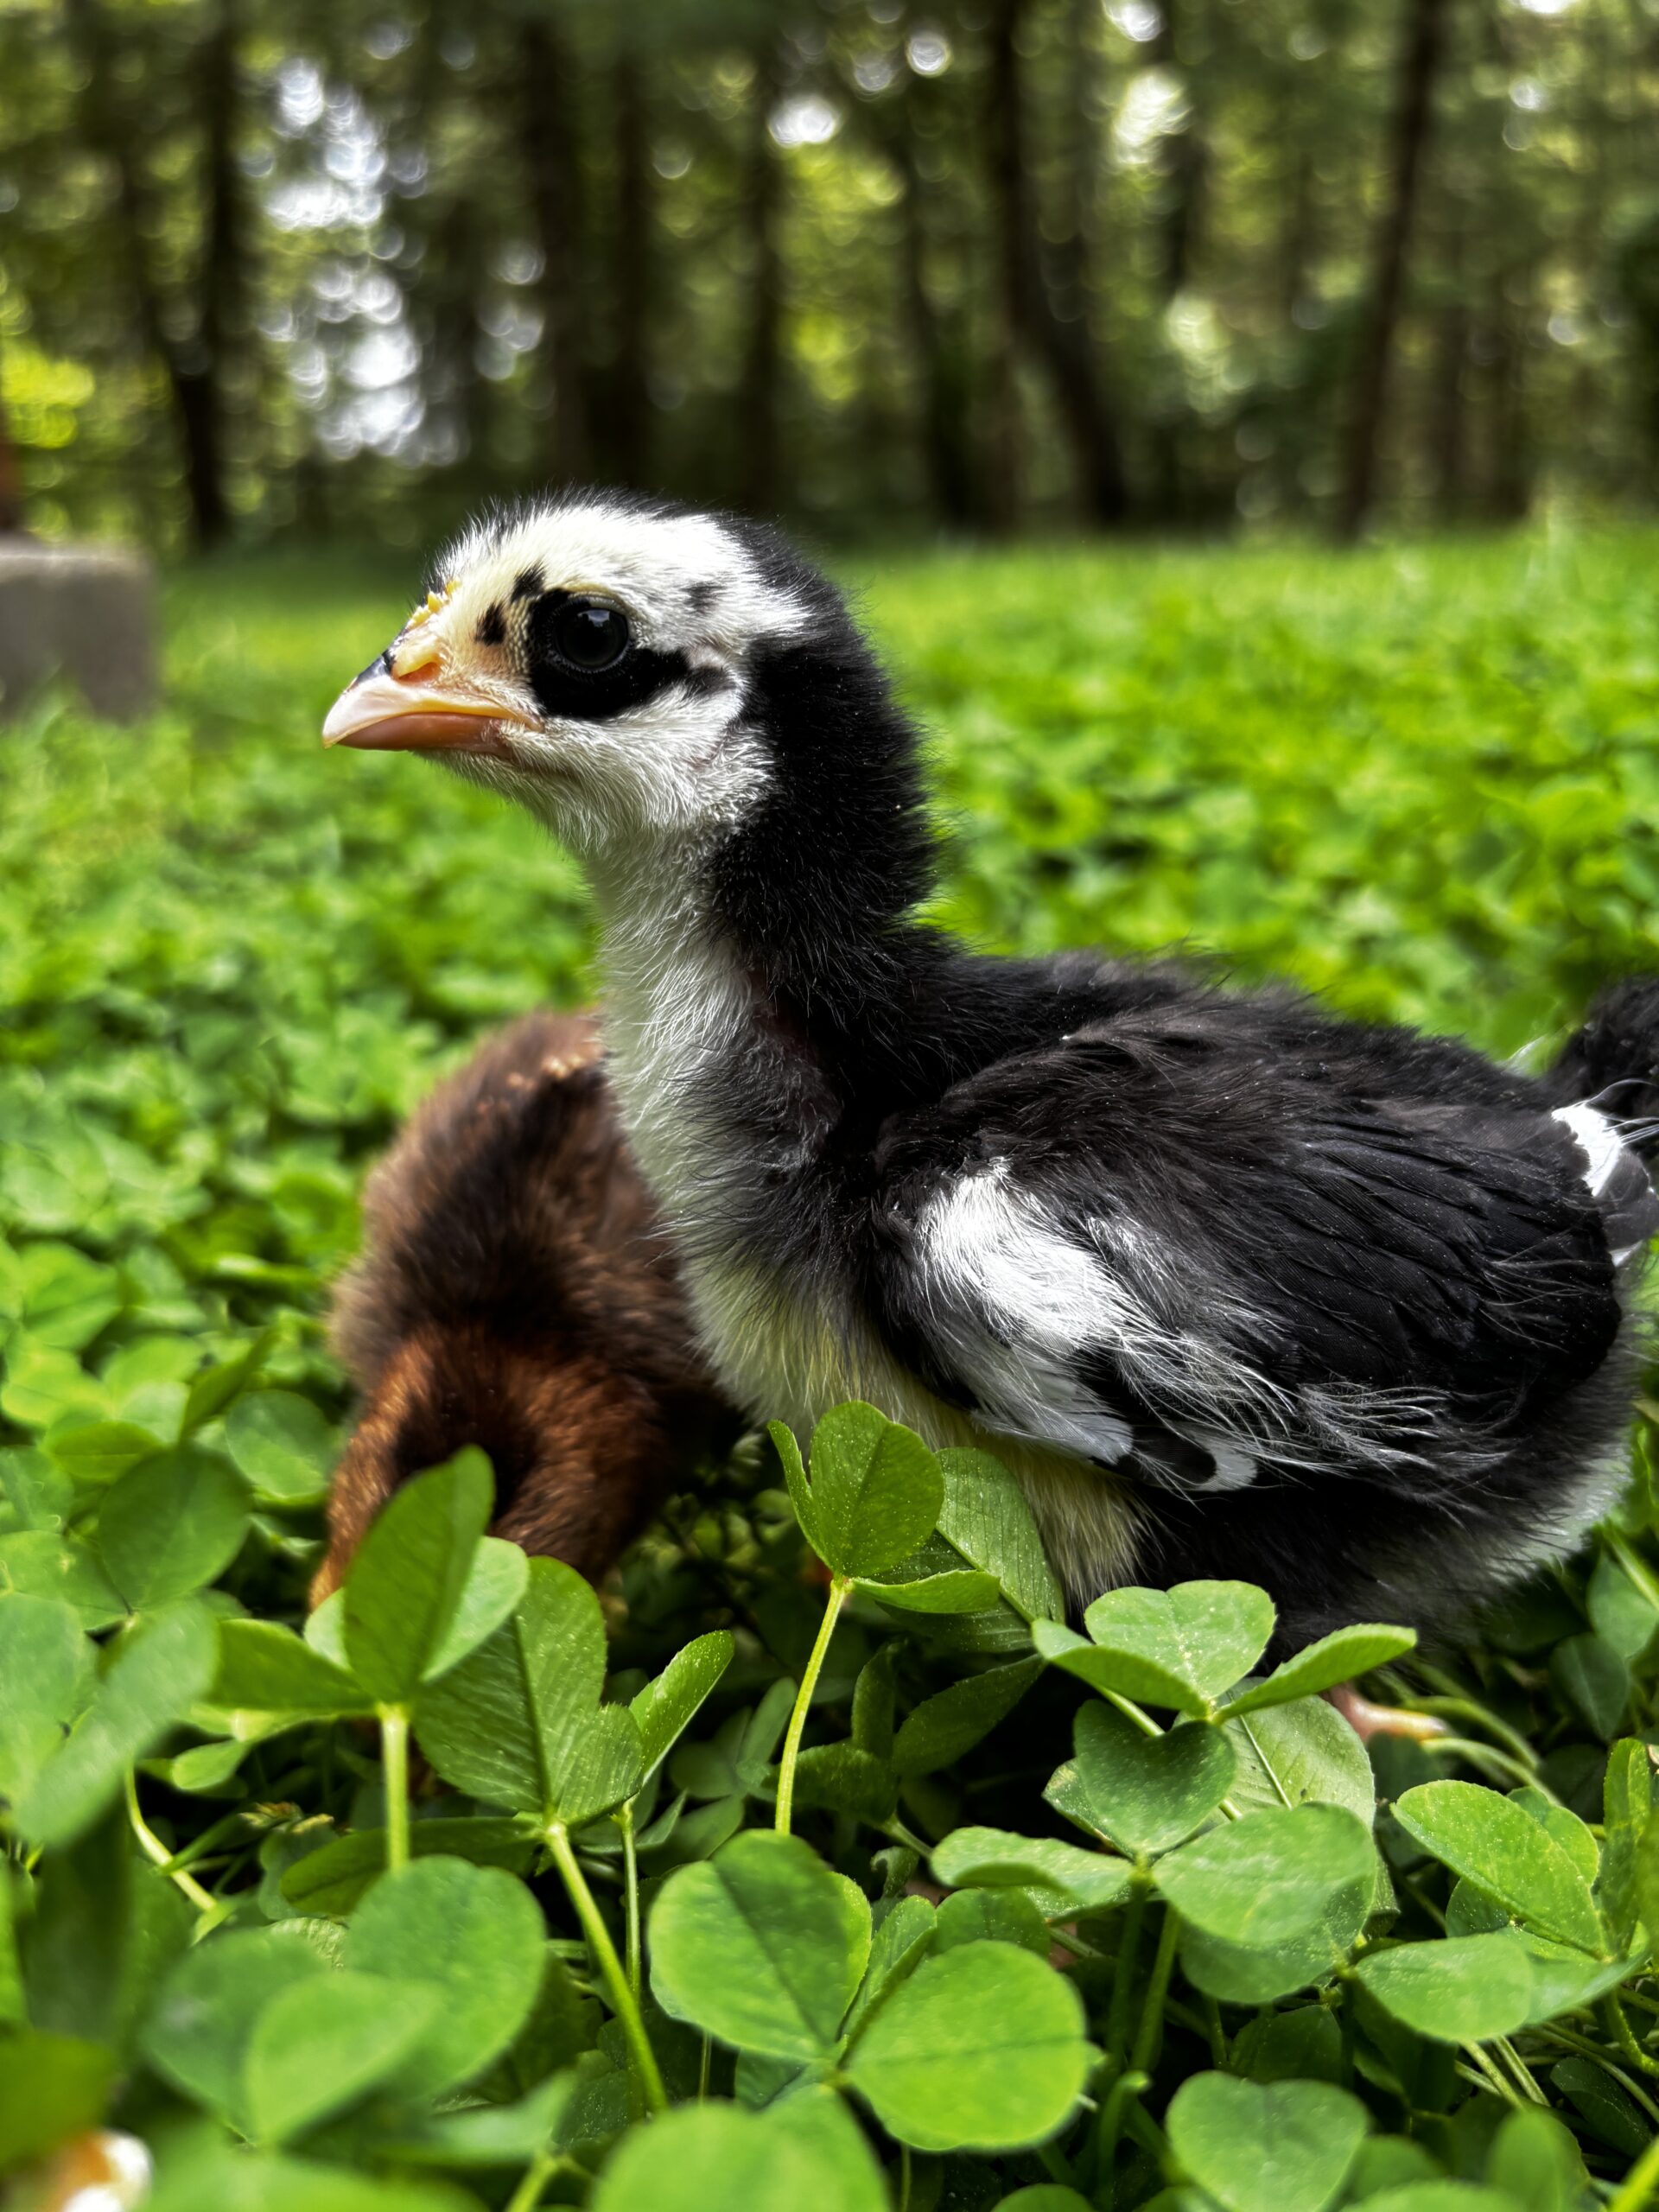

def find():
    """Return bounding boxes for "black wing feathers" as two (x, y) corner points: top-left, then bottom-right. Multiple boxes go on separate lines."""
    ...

(1243, 1104), (1617, 1397)
(872, 997), (1629, 1447)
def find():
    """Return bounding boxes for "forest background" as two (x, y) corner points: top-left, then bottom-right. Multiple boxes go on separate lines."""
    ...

(3, 0), (1657, 554)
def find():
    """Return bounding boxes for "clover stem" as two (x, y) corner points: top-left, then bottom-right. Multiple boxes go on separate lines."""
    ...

(1037, 2142), (1076, 2188)
(774, 1574), (849, 1838)
(1533, 2024), (1659, 2125)
(1129, 1902), (1180, 2077)
(1609, 2128), (1659, 2212)
(899, 2143), (912, 2210)
(379, 1706), (411, 1874)
(1421, 1737), (1542, 1792)
(617, 1800), (642, 1999)
(1605, 1993), (1659, 2079)
(1460, 2039), (1523, 2108)
(1606, 1529), (1659, 1618)
(1491, 2036), (1547, 2105)
(123, 1770), (217, 1914)
(1201, 1994), (1228, 2067)
(1047, 1924), (1109, 1964)
(545, 1820), (669, 2116)
(505, 2147), (563, 2212)
(1103, 1872), (1150, 2075)
(1101, 1687), (1163, 1739)
(880, 1816), (931, 1857)
(1404, 1690), (1539, 1770)
(1089, 2067), (1149, 2203)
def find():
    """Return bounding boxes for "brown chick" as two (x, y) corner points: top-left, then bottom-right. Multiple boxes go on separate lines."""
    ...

(315, 1010), (736, 1602)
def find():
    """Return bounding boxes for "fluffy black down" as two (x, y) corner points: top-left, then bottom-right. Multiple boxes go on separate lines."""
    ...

(689, 513), (1659, 1643)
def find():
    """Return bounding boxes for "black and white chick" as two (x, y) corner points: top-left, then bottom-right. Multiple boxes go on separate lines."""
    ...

(323, 492), (1659, 1649)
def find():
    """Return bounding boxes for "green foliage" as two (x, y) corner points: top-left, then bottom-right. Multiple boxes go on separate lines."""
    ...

(631, 1630), (736, 1785)
(652, 1830), (871, 2063)
(772, 1404), (944, 1581)
(931, 1826), (1140, 1915)
(145, 1928), (335, 2137)
(849, 1941), (1097, 2152)
(589, 2096), (887, 2212)
(16, 1599), (218, 1849)
(344, 1451), (494, 1707)
(938, 1449), (1065, 1624)
(1166, 2075), (1369, 2212)
(1223, 1627), (1420, 1719)
(0, 2031), (116, 2170)
(1035, 1581), (1278, 1718)
(1392, 1784), (1604, 1955)
(415, 1554), (648, 1827)
(243, 1974), (442, 2145)
(223, 1389), (335, 1508)
(1155, 1805), (1377, 1948)
(8, 548), (1659, 2206)
(0, 1596), (92, 1803)
(345, 1857), (546, 2100)
(96, 1445), (250, 1611)
(1058, 1700), (1237, 1857)
(1352, 1939), (1536, 2046)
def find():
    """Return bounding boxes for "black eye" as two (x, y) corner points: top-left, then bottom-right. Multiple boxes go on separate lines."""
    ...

(553, 602), (630, 671)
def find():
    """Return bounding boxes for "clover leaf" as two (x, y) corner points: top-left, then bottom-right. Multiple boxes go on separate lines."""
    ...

(1035, 1580), (1275, 1716)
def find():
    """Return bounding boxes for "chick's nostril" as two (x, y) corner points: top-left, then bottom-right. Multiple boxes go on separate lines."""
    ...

(388, 638), (442, 683)
(349, 648), (393, 689)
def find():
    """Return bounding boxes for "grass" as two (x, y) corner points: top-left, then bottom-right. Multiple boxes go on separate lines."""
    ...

(6, 524), (1659, 2205)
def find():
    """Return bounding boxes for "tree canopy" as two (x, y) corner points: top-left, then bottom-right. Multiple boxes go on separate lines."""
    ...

(2, 0), (1656, 550)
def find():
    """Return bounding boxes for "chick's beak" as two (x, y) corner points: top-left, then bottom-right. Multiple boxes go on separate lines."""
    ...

(321, 639), (519, 759)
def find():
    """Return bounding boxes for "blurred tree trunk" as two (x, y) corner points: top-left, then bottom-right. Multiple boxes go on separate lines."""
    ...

(399, 12), (487, 485)
(1048, 0), (1117, 460)
(1613, 211), (1659, 495)
(1488, 272), (1532, 519)
(0, 329), (24, 533)
(518, 10), (592, 483)
(1154, 0), (1205, 299)
(1278, 140), (1314, 321)
(1334, 0), (1447, 543)
(608, 44), (652, 486)
(63, 0), (235, 545)
(739, 40), (785, 515)
(984, 0), (1128, 528)
(885, 71), (976, 529)
(1147, 0), (1205, 516)
(193, 0), (243, 534)
(426, 188), (489, 473)
(1430, 198), (1468, 519)
(982, 1), (1023, 533)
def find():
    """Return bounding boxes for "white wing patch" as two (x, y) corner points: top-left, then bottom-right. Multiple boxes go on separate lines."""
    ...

(1185, 1429), (1260, 1493)
(918, 1160), (1135, 1465)
(1552, 1102), (1628, 1198)
(912, 1159), (1449, 1491)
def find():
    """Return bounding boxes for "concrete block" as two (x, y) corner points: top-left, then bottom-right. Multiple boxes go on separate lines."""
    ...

(0, 537), (158, 722)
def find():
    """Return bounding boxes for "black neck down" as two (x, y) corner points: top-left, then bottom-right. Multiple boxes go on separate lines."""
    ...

(697, 583), (1153, 1138)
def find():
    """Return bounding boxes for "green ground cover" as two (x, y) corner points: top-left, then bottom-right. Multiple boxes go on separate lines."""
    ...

(4, 528), (1659, 2211)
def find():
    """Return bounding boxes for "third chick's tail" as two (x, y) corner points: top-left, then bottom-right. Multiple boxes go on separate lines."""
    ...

(1548, 976), (1659, 1160)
